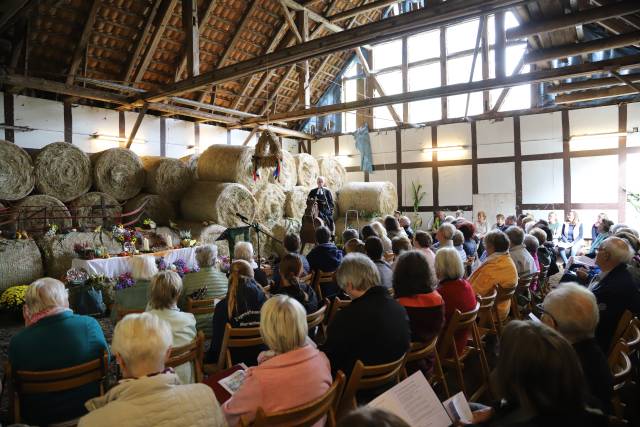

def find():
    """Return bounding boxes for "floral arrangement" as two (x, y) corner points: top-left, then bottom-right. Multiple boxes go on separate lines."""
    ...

(111, 224), (143, 244)
(217, 255), (231, 274)
(156, 257), (197, 278)
(115, 272), (135, 290)
(179, 230), (197, 248)
(85, 274), (115, 307)
(142, 218), (157, 229)
(73, 242), (96, 260)
(0, 285), (29, 312)
(45, 223), (59, 237)
(65, 268), (89, 285)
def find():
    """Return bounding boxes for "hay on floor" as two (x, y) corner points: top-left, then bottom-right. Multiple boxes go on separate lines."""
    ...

(0, 239), (43, 291)
(253, 184), (286, 227)
(123, 193), (176, 226)
(318, 157), (347, 192)
(91, 148), (145, 201)
(294, 153), (319, 188)
(181, 181), (256, 228)
(0, 139), (35, 201)
(67, 192), (122, 230)
(141, 156), (193, 201)
(337, 181), (398, 217)
(16, 195), (73, 232)
(34, 142), (92, 202)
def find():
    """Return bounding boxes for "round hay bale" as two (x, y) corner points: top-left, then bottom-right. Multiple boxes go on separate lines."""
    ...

(16, 195), (72, 232)
(198, 224), (229, 257)
(197, 145), (264, 192)
(0, 140), (35, 201)
(37, 232), (121, 279)
(0, 239), (43, 291)
(141, 156), (193, 201)
(124, 194), (176, 226)
(337, 181), (398, 217)
(318, 157), (347, 192)
(181, 181), (256, 228)
(67, 192), (122, 230)
(34, 142), (92, 202)
(284, 186), (309, 219)
(267, 218), (302, 259)
(91, 148), (145, 201)
(268, 150), (297, 191)
(253, 184), (286, 227)
(294, 153), (319, 188)
(180, 154), (199, 180)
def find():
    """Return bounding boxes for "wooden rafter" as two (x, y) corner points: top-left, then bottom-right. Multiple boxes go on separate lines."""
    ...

(66, 0), (101, 85)
(174, 0), (219, 81)
(0, 0), (36, 33)
(181, 0), (199, 79)
(547, 72), (640, 94)
(279, 1), (303, 43)
(123, 0), (163, 83)
(327, 0), (400, 23)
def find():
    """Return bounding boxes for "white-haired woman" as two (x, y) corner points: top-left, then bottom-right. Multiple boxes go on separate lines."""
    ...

(112, 255), (158, 322)
(147, 270), (197, 384)
(9, 278), (108, 425)
(223, 295), (332, 426)
(79, 313), (226, 427)
(234, 241), (269, 287)
(370, 221), (393, 253)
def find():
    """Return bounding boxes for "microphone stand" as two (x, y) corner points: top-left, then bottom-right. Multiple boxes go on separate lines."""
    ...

(236, 217), (283, 268)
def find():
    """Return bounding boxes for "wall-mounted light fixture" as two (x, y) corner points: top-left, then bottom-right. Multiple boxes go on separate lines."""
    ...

(421, 144), (469, 153)
(90, 132), (147, 145)
(570, 129), (638, 143)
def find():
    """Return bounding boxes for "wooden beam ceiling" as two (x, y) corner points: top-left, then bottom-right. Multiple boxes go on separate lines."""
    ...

(174, 0), (218, 81)
(66, 0), (101, 85)
(123, 0), (163, 83)
(181, 0), (199, 79)
(547, 71), (640, 94)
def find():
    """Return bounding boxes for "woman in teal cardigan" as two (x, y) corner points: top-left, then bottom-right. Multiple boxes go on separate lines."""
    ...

(9, 278), (108, 425)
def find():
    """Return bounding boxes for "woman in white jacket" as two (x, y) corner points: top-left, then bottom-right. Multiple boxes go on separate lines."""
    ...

(79, 313), (226, 427)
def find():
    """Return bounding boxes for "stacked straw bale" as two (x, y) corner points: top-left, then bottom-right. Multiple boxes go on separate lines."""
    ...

(68, 192), (122, 230)
(268, 150), (297, 191)
(318, 158), (347, 192)
(141, 156), (193, 201)
(253, 184), (286, 227)
(294, 153), (319, 188)
(181, 181), (256, 228)
(0, 239), (43, 291)
(0, 140), (35, 201)
(284, 186), (309, 219)
(91, 148), (145, 201)
(124, 194), (176, 226)
(198, 224), (229, 257)
(34, 142), (92, 202)
(197, 145), (264, 192)
(337, 182), (398, 217)
(180, 154), (199, 180)
(267, 218), (301, 259)
(16, 195), (72, 232)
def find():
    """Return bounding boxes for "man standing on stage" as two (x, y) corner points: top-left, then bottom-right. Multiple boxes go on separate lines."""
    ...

(308, 176), (335, 234)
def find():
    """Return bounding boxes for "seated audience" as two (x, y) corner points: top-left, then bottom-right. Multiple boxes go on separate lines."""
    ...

(344, 238), (366, 254)
(234, 241), (269, 288)
(559, 210), (585, 265)
(146, 270), (197, 384)
(272, 234), (311, 286)
(361, 224), (378, 241)
(435, 248), (477, 356)
(588, 218), (613, 256)
(589, 236), (640, 351)
(434, 223), (456, 250)
(206, 260), (267, 365)
(548, 211), (562, 240)
(112, 255), (158, 321)
(458, 221), (477, 258)
(9, 278), (108, 425)
(444, 215), (456, 223)
(365, 236), (394, 289)
(452, 230), (468, 262)
(223, 296), (332, 426)
(592, 212), (608, 241)
(429, 210), (446, 234)
(413, 230), (438, 283)
(523, 234), (541, 292)
(530, 227), (552, 271)
(541, 284), (613, 414)
(307, 226), (344, 273)
(321, 253), (410, 379)
(371, 221), (393, 253)
(522, 216), (535, 233)
(469, 230), (518, 321)
(384, 215), (408, 240)
(482, 320), (606, 427)
(392, 235), (412, 257)
(337, 407), (411, 427)
(475, 210), (489, 240)
(270, 253), (319, 313)
(505, 226), (538, 276)
(80, 313), (225, 427)
(399, 215), (414, 240)
(342, 228), (359, 245)
(492, 213), (506, 231)
(505, 214), (517, 227)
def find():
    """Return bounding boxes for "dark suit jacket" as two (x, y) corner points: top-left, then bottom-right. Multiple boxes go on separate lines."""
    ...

(592, 263), (640, 351)
(573, 338), (613, 414)
(308, 187), (334, 213)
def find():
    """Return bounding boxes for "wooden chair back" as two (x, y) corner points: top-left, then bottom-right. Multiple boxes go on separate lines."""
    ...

(246, 371), (346, 427)
(509, 272), (536, 320)
(300, 272), (314, 285)
(115, 307), (144, 322)
(307, 304), (328, 331)
(327, 298), (351, 326)
(401, 336), (450, 398)
(621, 317), (640, 356)
(537, 264), (551, 296)
(437, 303), (480, 358)
(8, 351), (109, 423)
(186, 297), (217, 316)
(608, 340), (632, 420)
(217, 323), (264, 371)
(493, 285), (516, 334)
(312, 270), (337, 300)
(166, 331), (205, 383)
(609, 310), (634, 355)
(338, 355), (406, 416)
(476, 288), (498, 338)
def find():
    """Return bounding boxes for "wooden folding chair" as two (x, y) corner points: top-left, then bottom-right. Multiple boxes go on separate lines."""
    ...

(7, 351), (109, 424)
(114, 307), (144, 323)
(215, 324), (264, 372)
(337, 354), (406, 417)
(609, 310), (634, 356)
(300, 272), (314, 286)
(438, 302), (490, 401)
(326, 297), (351, 326)
(307, 303), (328, 332)
(312, 270), (337, 300)
(186, 297), (217, 316)
(243, 371), (346, 427)
(509, 272), (536, 320)
(492, 285), (516, 336)
(537, 264), (551, 298)
(166, 331), (205, 383)
(608, 340), (633, 421)
(401, 335), (450, 398)
(475, 288), (498, 341)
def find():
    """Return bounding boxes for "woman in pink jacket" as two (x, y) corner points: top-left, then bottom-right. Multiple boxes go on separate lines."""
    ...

(223, 295), (333, 426)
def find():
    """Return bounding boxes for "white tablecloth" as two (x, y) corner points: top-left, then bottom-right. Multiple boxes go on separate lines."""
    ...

(71, 246), (206, 277)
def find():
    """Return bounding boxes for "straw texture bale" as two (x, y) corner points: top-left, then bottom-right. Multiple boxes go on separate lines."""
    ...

(124, 193), (176, 226)
(197, 145), (264, 192)
(141, 156), (193, 201)
(34, 142), (92, 202)
(37, 232), (121, 279)
(180, 154), (199, 180)
(181, 181), (256, 228)
(294, 153), (319, 187)
(337, 182), (398, 217)
(268, 150), (297, 191)
(284, 186), (309, 219)
(253, 184), (286, 227)
(0, 139), (35, 201)
(198, 224), (229, 257)
(318, 158), (347, 192)
(91, 148), (145, 201)
(0, 239), (43, 291)
(267, 218), (302, 259)
(67, 192), (122, 230)
(16, 195), (72, 232)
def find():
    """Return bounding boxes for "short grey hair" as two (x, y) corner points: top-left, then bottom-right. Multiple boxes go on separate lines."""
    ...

(435, 247), (464, 281)
(483, 229), (510, 253)
(112, 312), (172, 373)
(523, 234), (539, 253)
(505, 226), (525, 246)
(452, 230), (464, 246)
(234, 241), (254, 262)
(25, 278), (68, 314)
(336, 253), (380, 291)
(601, 236), (634, 264)
(438, 223), (456, 240)
(196, 245), (217, 268)
(543, 283), (598, 342)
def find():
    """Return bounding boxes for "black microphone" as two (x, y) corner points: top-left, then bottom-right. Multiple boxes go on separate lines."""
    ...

(235, 212), (249, 222)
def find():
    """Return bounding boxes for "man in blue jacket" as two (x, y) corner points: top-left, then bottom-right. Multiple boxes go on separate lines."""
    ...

(307, 226), (344, 297)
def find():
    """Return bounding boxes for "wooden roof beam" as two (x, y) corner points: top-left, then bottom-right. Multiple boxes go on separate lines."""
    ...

(611, 70), (640, 93)
(554, 85), (637, 104)
(122, 0), (163, 83)
(547, 71), (640, 94)
(174, 0), (219, 81)
(507, 0), (640, 40)
(66, 0), (101, 85)
(0, 0), (36, 33)
(181, 0), (199, 79)
(327, 0), (400, 23)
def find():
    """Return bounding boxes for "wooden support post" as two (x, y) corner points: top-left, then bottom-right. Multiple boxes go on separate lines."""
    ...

(66, 0), (100, 85)
(619, 103), (627, 222)
(280, 1), (303, 43)
(464, 17), (484, 118)
(514, 116), (522, 215)
(182, 0), (199, 78)
(297, 9), (311, 109)
(126, 103), (148, 149)
(242, 127), (258, 146)
(160, 117), (166, 156)
(495, 11), (506, 80)
(481, 15), (490, 112)
(402, 36), (409, 123)
(64, 101), (72, 143)
(562, 110), (571, 216)
(4, 93), (14, 143)
(440, 27), (447, 119)
(432, 126), (439, 210)
(471, 121), (478, 194)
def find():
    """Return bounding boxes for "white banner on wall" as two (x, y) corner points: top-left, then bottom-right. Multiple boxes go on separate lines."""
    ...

(472, 193), (516, 224)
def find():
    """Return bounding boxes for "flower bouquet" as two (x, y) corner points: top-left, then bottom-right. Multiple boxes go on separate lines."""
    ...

(217, 255), (231, 274)
(179, 230), (197, 248)
(142, 218), (157, 230)
(0, 285), (29, 316)
(73, 242), (96, 260)
(65, 268), (90, 286)
(156, 257), (197, 278)
(115, 272), (135, 290)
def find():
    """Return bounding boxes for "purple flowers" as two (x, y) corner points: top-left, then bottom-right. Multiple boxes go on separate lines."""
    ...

(156, 257), (196, 278)
(156, 257), (167, 271)
(115, 272), (135, 290)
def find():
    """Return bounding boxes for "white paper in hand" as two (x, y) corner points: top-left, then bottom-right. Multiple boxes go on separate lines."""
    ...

(368, 371), (452, 427)
(218, 369), (247, 395)
(442, 392), (474, 424)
